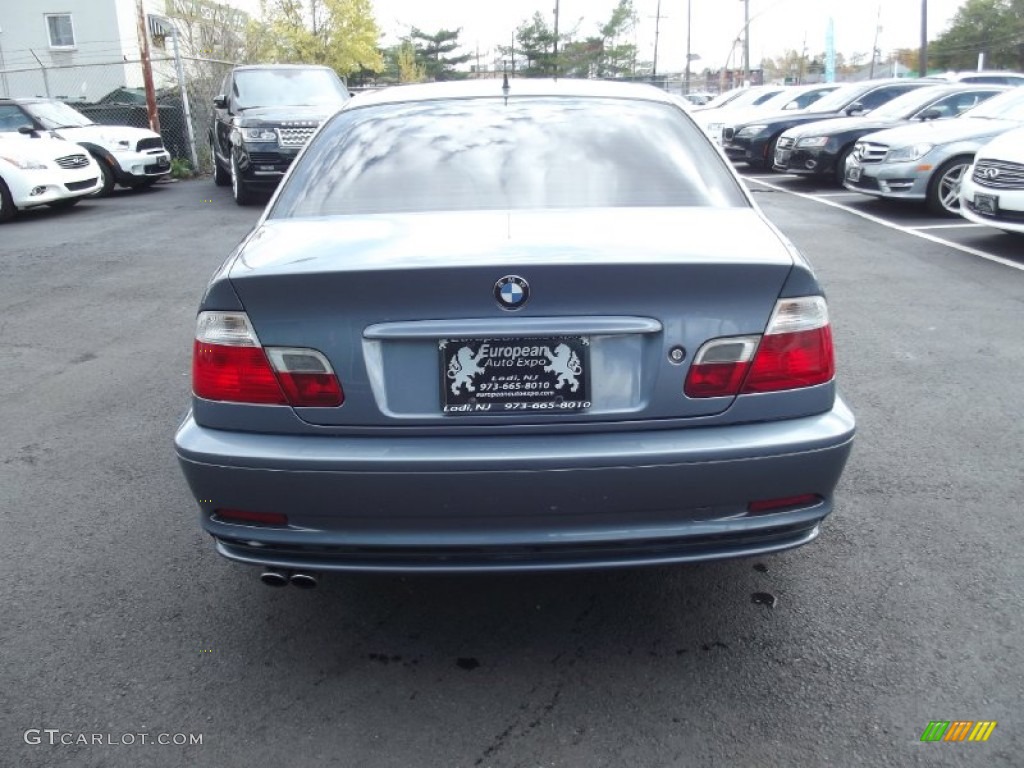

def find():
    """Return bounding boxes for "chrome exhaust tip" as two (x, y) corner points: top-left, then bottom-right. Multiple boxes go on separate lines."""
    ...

(259, 569), (289, 587)
(289, 571), (319, 589)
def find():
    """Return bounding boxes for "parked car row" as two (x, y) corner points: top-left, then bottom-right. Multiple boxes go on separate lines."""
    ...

(0, 96), (172, 222)
(712, 74), (1024, 228)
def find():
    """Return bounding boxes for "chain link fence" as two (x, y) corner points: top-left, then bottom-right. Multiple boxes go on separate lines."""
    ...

(1, 53), (236, 174)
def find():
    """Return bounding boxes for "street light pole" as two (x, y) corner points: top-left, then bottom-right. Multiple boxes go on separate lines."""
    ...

(919, 0), (928, 77)
(653, 0), (662, 79)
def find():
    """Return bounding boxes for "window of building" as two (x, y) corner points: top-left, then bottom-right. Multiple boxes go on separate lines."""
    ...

(45, 14), (76, 48)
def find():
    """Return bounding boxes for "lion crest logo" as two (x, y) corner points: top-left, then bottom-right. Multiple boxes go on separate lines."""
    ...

(447, 346), (487, 395)
(544, 344), (581, 392)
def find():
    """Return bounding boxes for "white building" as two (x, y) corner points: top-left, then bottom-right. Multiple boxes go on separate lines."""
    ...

(0, 0), (248, 102)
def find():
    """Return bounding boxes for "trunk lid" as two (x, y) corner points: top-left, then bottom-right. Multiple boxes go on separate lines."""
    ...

(228, 207), (796, 427)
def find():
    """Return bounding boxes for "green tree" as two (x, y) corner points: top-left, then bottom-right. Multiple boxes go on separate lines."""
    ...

(408, 28), (471, 80)
(930, 0), (1024, 71)
(397, 41), (426, 82)
(259, 0), (384, 78)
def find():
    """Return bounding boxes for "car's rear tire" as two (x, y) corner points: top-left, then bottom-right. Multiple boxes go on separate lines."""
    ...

(0, 177), (15, 223)
(89, 157), (116, 198)
(231, 153), (257, 206)
(47, 198), (81, 210)
(833, 146), (854, 186)
(926, 155), (972, 217)
(213, 143), (230, 187)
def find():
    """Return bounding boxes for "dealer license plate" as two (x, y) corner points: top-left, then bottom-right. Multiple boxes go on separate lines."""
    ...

(974, 193), (999, 215)
(440, 337), (591, 415)
(846, 166), (862, 183)
(775, 149), (791, 166)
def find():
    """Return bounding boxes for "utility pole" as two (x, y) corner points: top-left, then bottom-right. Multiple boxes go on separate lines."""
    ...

(684, 0), (692, 93)
(869, 5), (881, 79)
(919, 0), (928, 77)
(655, 0), (663, 78)
(136, 0), (160, 133)
(552, 0), (560, 77)
(742, 0), (750, 84)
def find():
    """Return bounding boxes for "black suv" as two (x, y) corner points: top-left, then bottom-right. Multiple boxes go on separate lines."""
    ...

(211, 64), (350, 205)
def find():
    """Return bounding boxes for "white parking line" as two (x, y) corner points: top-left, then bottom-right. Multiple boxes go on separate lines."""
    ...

(747, 176), (1024, 273)
(912, 223), (988, 230)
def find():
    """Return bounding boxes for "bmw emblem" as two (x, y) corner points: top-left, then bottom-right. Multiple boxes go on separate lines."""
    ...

(494, 275), (530, 310)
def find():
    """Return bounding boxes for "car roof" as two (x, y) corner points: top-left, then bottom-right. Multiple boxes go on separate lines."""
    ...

(232, 64), (337, 72)
(348, 78), (679, 107)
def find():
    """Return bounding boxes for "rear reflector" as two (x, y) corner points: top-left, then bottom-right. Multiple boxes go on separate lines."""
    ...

(215, 508), (289, 526)
(748, 494), (822, 514)
(685, 296), (834, 398)
(192, 312), (343, 406)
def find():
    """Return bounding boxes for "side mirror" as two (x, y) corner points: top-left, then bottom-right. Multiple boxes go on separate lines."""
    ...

(18, 125), (36, 135)
(213, 95), (227, 109)
(845, 102), (866, 116)
(918, 108), (942, 121)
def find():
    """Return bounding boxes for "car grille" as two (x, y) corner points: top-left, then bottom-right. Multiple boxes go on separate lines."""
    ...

(136, 137), (164, 152)
(972, 159), (1024, 190)
(247, 151), (284, 164)
(56, 154), (90, 169)
(276, 127), (316, 147)
(776, 136), (796, 150)
(852, 142), (887, 164)
(65, 178), (97, 191)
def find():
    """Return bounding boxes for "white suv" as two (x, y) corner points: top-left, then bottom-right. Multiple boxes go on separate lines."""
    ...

(0, 98), (171, 196)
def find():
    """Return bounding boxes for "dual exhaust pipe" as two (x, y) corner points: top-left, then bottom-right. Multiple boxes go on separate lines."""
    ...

(260, 568), (318, 589)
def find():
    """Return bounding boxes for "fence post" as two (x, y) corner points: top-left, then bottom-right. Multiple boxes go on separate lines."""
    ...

(29, 50), (52, 97)
(169, 25), (199, 170)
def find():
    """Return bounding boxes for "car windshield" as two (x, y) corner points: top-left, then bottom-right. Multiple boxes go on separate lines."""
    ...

(272, 96), (748, 218)
(866, 87), (952, 119)
(961, 88), (1024, 119)
(232, 68), (350, 110)
(25, 101), (94, 129)
(806, 84), (870, 112)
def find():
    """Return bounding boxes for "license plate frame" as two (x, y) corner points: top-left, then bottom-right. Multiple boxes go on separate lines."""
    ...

(846, 166), (862, 183)
(974, 192), (999, 215)
(775, 149), (791, 166)
(440, 336), (591, 415)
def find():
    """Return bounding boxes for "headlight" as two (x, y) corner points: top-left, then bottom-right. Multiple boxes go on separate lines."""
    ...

(796, 136), (829, 148)
(241, 128), (277, 142)
(0, 154), (48, 170)
(736, 124), (768, 138)
(884, 143), (935, 163)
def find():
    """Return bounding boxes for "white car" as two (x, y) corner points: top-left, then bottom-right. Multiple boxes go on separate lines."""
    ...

(695, 84), (840, 145)
(0, 135), (101, 222)
(959, 126), (1024, 234)
(0, 98), (171, 196)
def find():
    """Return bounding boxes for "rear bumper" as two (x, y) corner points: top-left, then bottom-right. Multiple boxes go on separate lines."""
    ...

(174, 398), (856, 572)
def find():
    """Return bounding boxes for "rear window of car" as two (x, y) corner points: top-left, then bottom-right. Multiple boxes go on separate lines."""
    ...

(270, 96), (748, 218)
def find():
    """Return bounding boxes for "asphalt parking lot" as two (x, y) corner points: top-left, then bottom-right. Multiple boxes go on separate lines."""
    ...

(2, 177), (1022, 768)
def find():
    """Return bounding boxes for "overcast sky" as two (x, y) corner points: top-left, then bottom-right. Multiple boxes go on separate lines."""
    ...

(238, 0), (968, 72)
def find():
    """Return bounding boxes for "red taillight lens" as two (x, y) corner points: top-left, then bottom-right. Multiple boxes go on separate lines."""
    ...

(192, 312), (343, 406)
(742, 326), (834, 393)
(265, 348), (344, 407)
(748, 494), (822, 514)
(215, 508), (289, 526)
(193, 340), (287, 404)
(685, 297), (835, 398)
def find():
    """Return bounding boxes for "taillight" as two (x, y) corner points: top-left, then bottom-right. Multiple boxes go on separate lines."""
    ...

(684, 296), (834, 398)
(192, 311), (343, 406)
